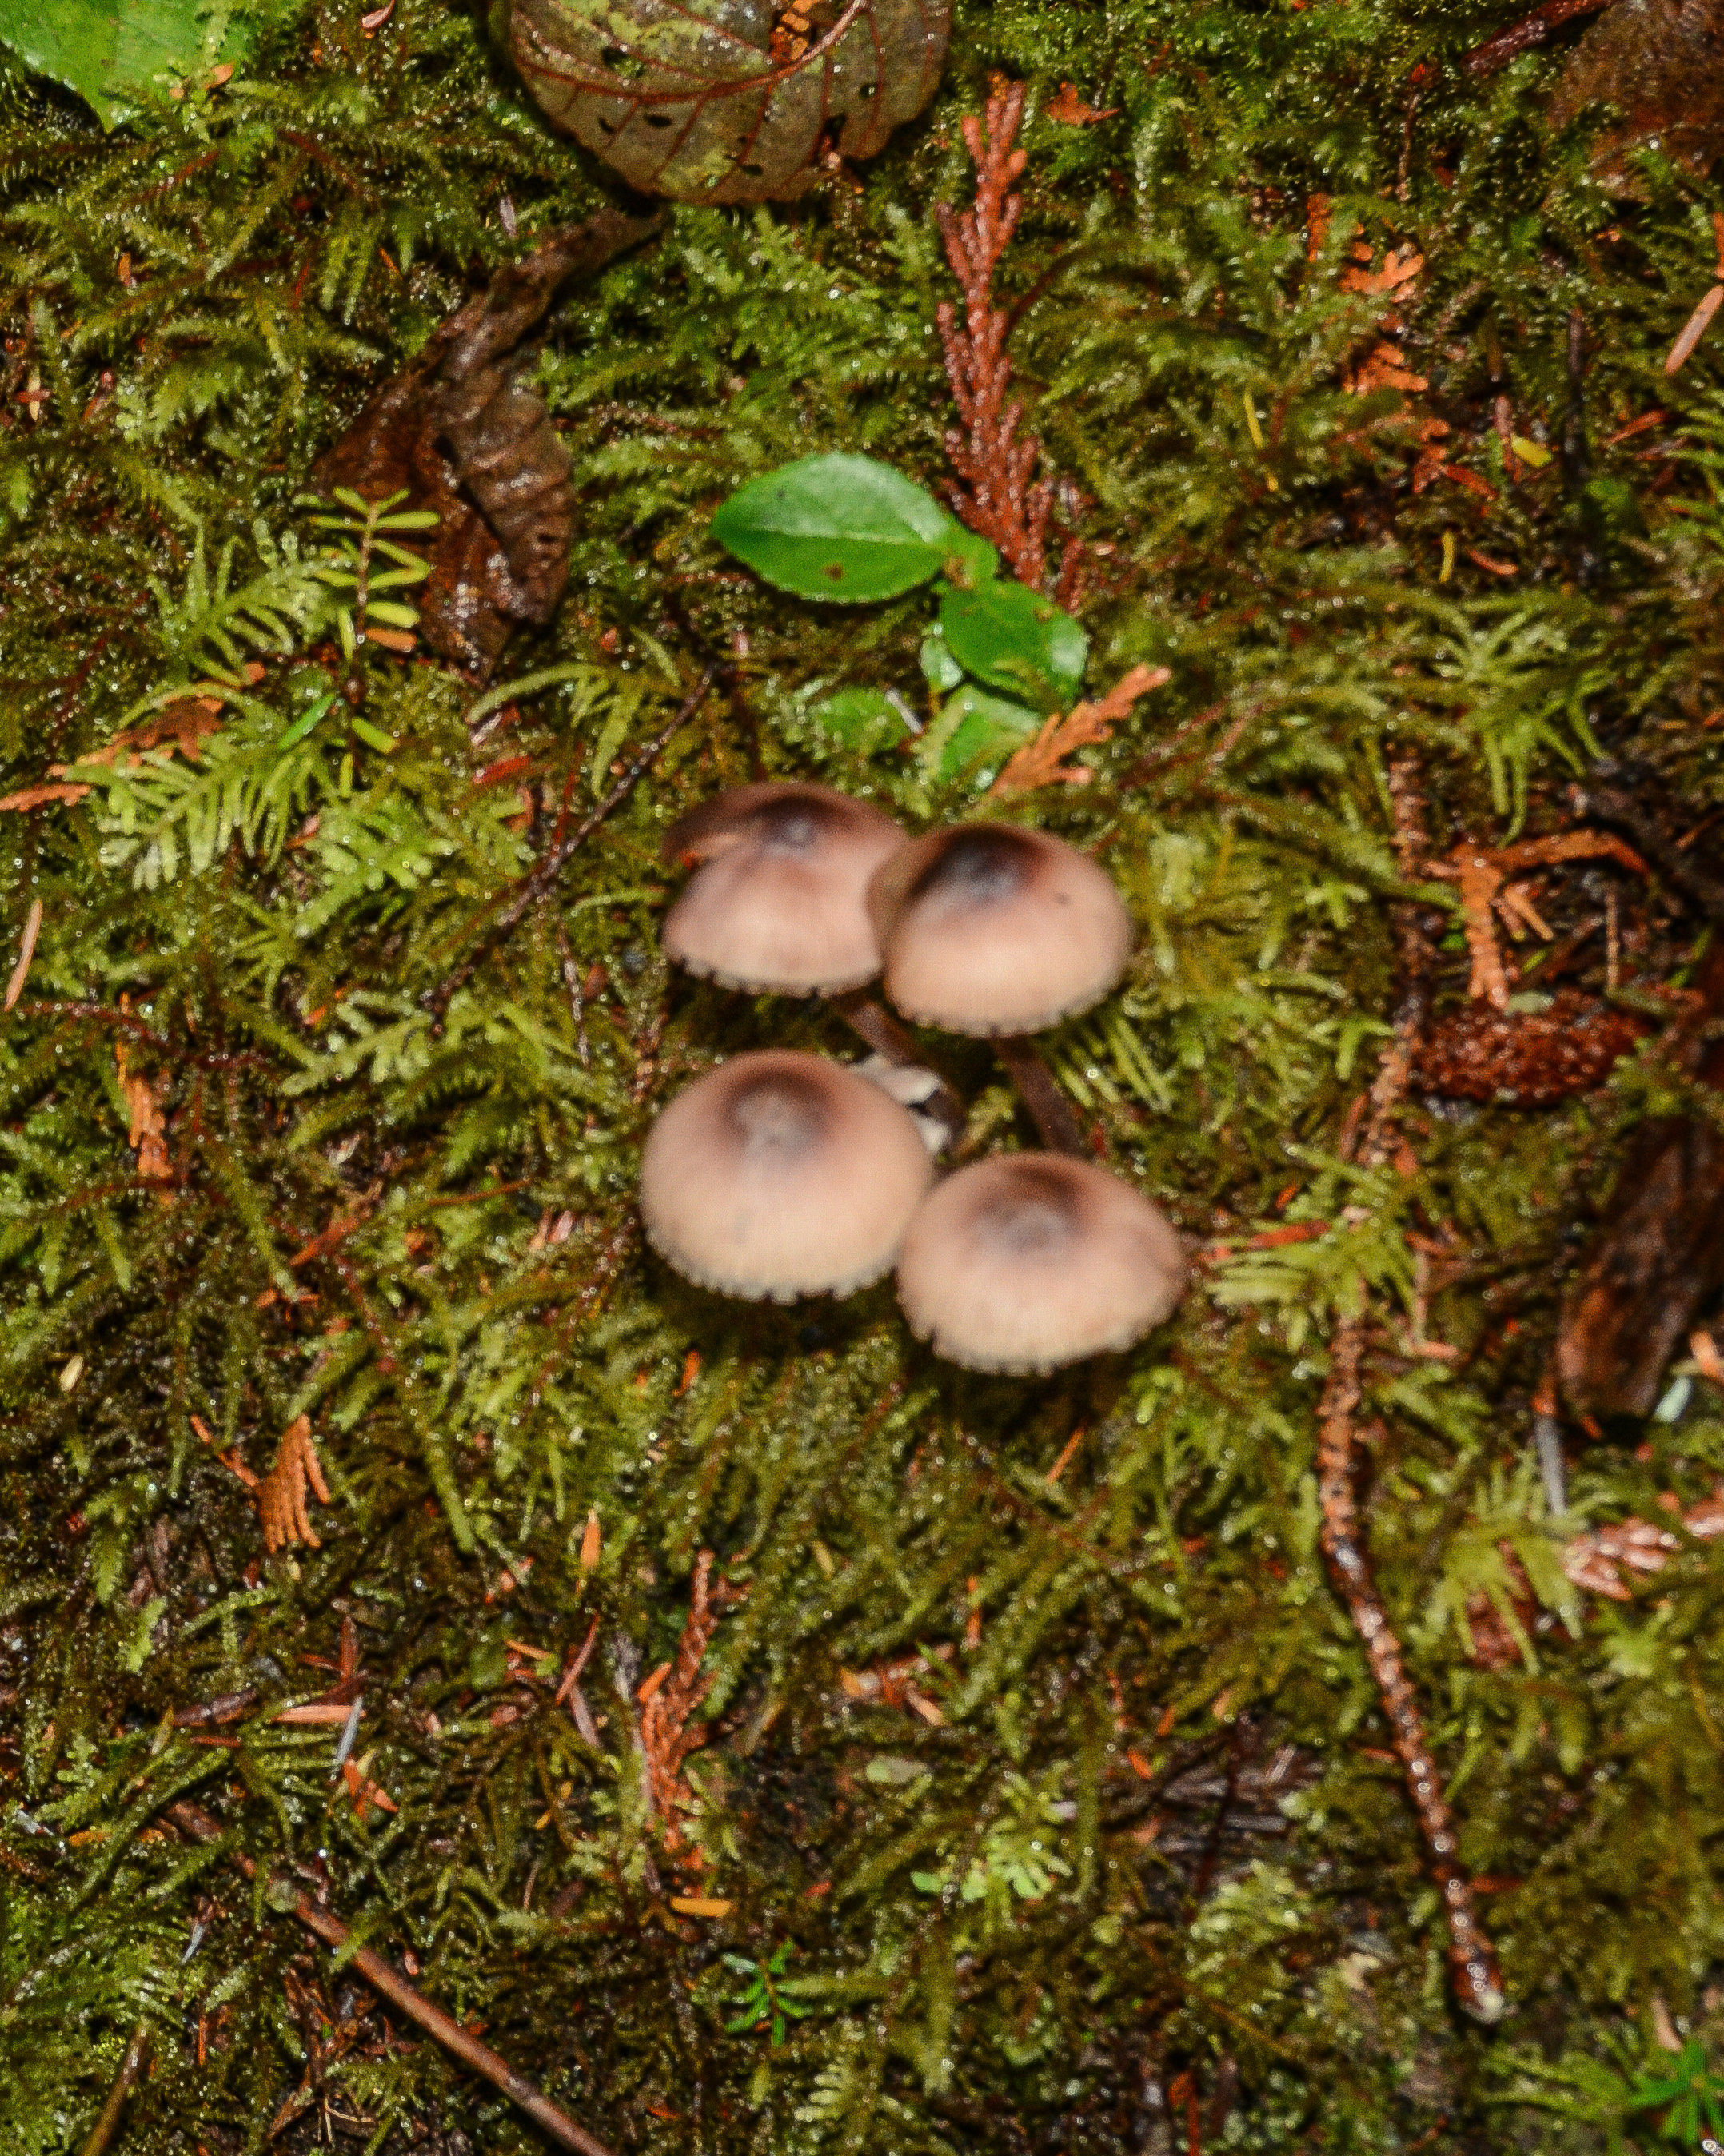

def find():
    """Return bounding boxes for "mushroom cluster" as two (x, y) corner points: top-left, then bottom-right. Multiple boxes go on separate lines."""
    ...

(641, 782), (1186, 1373)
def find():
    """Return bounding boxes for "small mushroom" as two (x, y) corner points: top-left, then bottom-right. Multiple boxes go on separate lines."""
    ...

(868, 824), (1131, 1153)
(896, 1153), (1185, 1373)
(662, 782), (907, 997)
(641, 1049), (934, 1302)
(868, 823), (1131, 1037)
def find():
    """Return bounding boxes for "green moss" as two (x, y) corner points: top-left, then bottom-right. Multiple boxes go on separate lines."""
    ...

(4, 1), (1724, 2148)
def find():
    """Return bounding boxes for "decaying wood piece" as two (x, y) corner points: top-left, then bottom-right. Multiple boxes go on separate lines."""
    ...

(1555, 770), (1724, 1421)
(1546, 0), (1724, 191)
(509, 0), (951, 205)
(1319, 759), (1506, 2025)
(314, 213), (659, 683)
(1556, 965), (1724, 1419)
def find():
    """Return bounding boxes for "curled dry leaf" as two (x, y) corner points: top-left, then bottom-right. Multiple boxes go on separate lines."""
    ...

(509, 0), (951, 205)
(314, 213), (658, 683)
(1547, 0), (1724, 192)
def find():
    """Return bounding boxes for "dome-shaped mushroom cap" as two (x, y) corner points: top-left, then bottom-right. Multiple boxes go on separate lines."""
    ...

(896, 1153), (1185, 1373)
(868, 823), (1131, 1036)
(641, 1050), (933, 1303)
(661, 783), (906, 996)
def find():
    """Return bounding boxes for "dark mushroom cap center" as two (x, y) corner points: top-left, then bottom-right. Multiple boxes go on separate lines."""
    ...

(909, 827), (1038, 911)
(727, 1070), (831, 1163)
(752, 801), (829, 856)
(981, 1162), (1081, 1255)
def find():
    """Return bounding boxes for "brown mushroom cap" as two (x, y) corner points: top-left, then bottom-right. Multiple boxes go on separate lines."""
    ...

(641, 1050), (934, 1302)
(895, 1153), (1185, 1373)
(868, 823), (1131, 1035)
(661, 783), (907, 996)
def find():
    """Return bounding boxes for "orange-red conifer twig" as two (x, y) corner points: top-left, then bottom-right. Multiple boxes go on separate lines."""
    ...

(936, 85), (1083, 602)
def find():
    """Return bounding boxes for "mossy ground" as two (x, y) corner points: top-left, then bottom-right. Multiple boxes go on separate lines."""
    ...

(4, 2), (1724, 2150)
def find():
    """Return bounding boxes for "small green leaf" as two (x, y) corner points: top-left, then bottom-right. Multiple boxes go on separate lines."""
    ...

(938, 580), (1089, 712)
(926, 684), (1040, 781)
(864, 1755), (927, 1786)
(365, 600), (421, 629)
(919, 628), (965, 691)
(808, 687), (908, 751)
(276, 691), (338, 753)
(350, 718), (399, 755)
(713, 453), (967, 604)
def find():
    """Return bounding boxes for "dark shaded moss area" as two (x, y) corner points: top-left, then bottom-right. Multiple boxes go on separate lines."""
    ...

(4, 2), (1724, 2149)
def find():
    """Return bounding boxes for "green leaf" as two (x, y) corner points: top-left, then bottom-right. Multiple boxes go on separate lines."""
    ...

(808, 687), (908, 752)
(0, 0), (280, 126)
(919, 628), (965, 691)
(924, 684), (1040, 782)
(712, 454), (969, 604)
(938, 580), (1089, 713)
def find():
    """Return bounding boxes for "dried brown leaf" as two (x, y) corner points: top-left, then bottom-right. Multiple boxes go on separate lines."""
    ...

(314, 213), (657, 683)
(1547, 0), (1724, 191)
(509, 0), (951, 205)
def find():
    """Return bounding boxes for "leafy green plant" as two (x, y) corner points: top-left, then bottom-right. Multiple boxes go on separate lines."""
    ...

(713, 450), (1089, 777)
(723, 1943), (816, 2046)
(306, 486), (439, 676)
(1495, 2033), (1724, 2151)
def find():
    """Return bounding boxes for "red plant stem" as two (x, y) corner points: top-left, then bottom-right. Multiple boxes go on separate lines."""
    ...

(168, 1801), (615, 2156)
(1317, 1327), (1504, 2023)
(1314, 755), (1504, 2025)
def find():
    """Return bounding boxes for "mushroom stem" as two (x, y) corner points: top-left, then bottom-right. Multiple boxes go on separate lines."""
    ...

(830, 990), (966, 1142)
(994, 1035), (1087, 1156)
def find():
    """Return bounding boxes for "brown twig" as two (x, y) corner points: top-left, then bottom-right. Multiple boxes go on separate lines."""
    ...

(3, 897), (42, 1012)
(78, 2022), (153, 2156)
(1463, 0), (1614, 76)
(936, 85), (1079, 602)
(425, 669), (714, 1026)
(166, 1800), (614, 2156)
(1317, 760), (1505, 2025)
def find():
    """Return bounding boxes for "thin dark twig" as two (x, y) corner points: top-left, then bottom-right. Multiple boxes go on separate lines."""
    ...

(166, 1801), (615, 2156)
(78, 2022), (153, 2156)
(1572, 762), (1724, 927)
(426, 669), (714, 1026)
